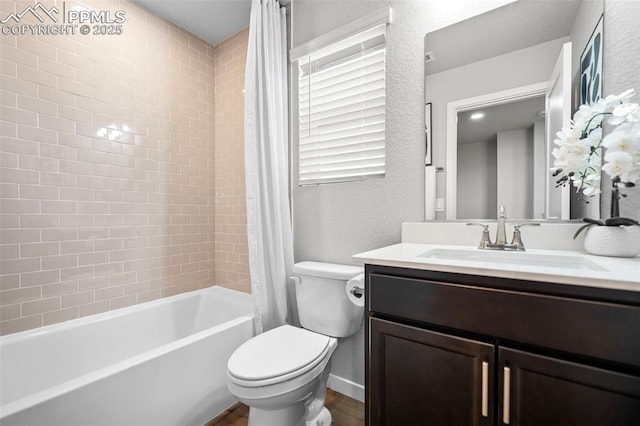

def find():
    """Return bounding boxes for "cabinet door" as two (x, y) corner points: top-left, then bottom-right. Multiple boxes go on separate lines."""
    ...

(369, 318), (494, 426)
(499, 347), (640, 425)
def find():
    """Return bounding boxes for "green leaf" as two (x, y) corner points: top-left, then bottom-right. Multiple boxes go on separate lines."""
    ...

(583, 217), (605, 226)
(573, 223), (593, 239)
(604, 217), (640, 226)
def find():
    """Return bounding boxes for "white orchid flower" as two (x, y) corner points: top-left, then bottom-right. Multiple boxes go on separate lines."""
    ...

(603, 124), (640, 157)
(552, 89), (640, 197)
(601, 88), (635, 110)
(602, 151), (637, 182)
(609, 102), (640, 124)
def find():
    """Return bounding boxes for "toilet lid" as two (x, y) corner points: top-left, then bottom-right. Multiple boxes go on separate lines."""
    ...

(227, 325), (330, 382)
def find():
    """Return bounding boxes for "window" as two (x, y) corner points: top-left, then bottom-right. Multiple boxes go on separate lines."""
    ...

(294, 17), (388, 185)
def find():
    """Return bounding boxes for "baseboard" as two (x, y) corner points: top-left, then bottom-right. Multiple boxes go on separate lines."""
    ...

(327, 373), (365, 403)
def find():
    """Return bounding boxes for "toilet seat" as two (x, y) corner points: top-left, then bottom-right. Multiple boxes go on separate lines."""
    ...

(227, 325), (331, 388)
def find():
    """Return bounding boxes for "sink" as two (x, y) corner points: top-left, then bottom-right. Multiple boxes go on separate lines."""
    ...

(418, 248), (607, 272)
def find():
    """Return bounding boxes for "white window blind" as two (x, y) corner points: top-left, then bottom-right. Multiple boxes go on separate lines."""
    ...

(297, 24), (387, 185)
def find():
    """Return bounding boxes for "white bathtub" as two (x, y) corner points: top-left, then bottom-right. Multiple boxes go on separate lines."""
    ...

(0, 286), (254, 426)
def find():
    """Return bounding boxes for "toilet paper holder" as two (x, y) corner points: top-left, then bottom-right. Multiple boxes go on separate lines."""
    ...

(349, 286), (364, 298)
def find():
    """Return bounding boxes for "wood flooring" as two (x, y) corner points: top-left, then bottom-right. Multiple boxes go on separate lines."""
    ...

(208, 389), (364, 426)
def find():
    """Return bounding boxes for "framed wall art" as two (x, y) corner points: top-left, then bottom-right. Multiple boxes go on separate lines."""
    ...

(580, 15), (603, 105)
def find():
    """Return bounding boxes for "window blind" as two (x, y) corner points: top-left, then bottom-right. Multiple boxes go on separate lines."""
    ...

(297, 24), (387, 185)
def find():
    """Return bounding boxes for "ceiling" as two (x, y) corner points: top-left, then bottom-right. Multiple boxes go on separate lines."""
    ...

(458, 96), (546, 145)
(134, 0), (252, 45)
(425, 0), (581, 75)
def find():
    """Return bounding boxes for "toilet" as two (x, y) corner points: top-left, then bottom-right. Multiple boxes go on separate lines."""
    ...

(226, 261), (364, 426)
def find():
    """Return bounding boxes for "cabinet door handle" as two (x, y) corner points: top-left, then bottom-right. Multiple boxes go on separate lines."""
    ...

(503, 366), (511, 424)
(481, 361), (489, 417)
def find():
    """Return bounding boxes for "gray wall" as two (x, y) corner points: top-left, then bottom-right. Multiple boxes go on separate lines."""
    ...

(290, 0), (516, 391)
(533, 121), (546, 218)
(497, 128), (534, 219)
(602, 0), (640, 221)
(458, 139), (497, 219)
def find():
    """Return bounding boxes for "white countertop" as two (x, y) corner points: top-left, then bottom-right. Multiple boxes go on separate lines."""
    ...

(353, 243), (640, 292)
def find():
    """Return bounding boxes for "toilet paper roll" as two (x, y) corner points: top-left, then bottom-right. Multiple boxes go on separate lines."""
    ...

(346, 273), (365, 307)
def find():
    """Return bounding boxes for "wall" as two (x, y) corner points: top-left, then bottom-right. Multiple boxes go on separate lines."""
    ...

(532, 121), (546, 219)
(213, 28), (251, 294)
(457, 139), (497, 219)
(0, 1), (250, 335)
(497, 128), (534, 219)
(602, 0), (640, 221)
(290, 0), (517, 395)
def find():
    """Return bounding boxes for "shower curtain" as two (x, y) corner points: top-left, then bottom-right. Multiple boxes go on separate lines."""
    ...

(244, 0), (294, 334)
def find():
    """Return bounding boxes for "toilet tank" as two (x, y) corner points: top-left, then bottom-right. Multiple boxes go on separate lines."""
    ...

(293, 261), (364, 338)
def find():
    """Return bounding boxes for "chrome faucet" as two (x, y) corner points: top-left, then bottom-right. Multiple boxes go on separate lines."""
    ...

(466, 223), (492, 249)
(510, 223), (540, 251)
(495, 205), (507, 245)
(467, 206), (541, 251)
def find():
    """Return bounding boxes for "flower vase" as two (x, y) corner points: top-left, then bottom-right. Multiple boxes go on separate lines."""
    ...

(583, 225), (640, 257)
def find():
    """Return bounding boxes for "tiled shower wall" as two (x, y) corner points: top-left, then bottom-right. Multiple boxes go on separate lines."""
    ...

(0, 1), (250, 335)
(213, 28), (250, 294)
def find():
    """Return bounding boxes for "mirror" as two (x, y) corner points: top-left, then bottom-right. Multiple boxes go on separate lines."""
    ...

(424, 0), (604, 220)
(456, 94), (546, 220)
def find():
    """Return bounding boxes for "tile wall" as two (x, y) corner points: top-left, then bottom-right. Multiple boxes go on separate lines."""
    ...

(0, 0), (250, 335)
(213, 28), (250, 294)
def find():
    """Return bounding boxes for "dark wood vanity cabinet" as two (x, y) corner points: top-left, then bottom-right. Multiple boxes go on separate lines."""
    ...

(370, 318), (495, 425)
(500, 347), (640, 425)
(365, 265), (640, 426)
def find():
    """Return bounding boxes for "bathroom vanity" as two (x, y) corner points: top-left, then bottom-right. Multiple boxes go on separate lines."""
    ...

(354, 243), (640, 425)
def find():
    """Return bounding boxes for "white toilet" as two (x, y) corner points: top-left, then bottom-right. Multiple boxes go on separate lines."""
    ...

(226, 261), (364, 426)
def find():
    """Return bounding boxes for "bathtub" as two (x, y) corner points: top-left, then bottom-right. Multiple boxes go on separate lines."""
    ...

(0, 286), (254, 426)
